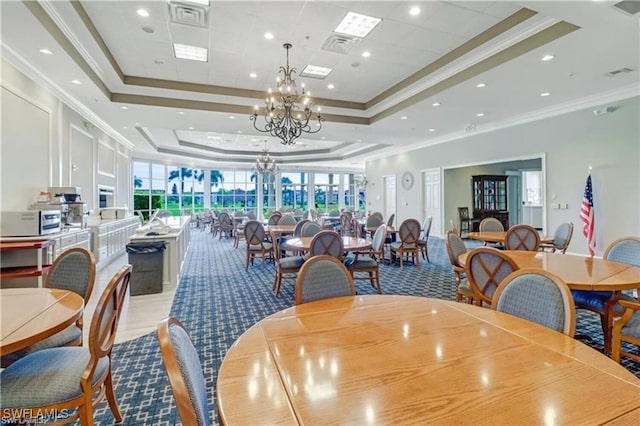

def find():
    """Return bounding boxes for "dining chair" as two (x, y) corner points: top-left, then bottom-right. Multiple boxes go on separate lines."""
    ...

(479, 217), (504, 232)
(0, 264), (132, 425)
(572, 236), (640, 353)
(386, 213), (395, 228)
(504, 224), (540, 251)
(493, 268), (576, 336)
(278, 214), (297, 225)
(365, 214), (384, 238)
(271, 230), (304, 297)
(157, 317), (212, 426)
(465, 247), (519, 307)
(539, 222), (574, 253)
(246, 211), (257, 220)
(244, 220), (273, 271)
(457, 207), (475, 237)
(340, 213), (354, 236)
(268, 212), (282, 226)
(612, 300), (640, 363)
(301, 221), (322, 237)
(389, 218), (421, 270)
(445, 231), (475, 304)
(416, 216), (433, 262)
(295, 255), (356, 305)
(345, 224), (386, 294)
(370, 211), (384, 221)
(280, 219), (310, 255)
(232, 218), (245, 249)
(213, 212), (233, 240)
(309, 230), (344, 259)
(1, 247), (97, 367)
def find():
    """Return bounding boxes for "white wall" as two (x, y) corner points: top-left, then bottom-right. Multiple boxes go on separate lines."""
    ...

(366, 96), (640, 256)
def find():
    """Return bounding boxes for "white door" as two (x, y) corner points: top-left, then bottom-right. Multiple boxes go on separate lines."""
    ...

(382, 175), (396, 223)
(422, 169), (442, 237)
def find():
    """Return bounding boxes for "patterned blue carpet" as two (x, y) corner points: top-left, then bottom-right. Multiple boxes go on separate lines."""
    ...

(91, 229), (640, 425)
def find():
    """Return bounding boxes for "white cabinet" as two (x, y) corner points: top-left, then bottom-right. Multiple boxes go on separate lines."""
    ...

(90, 217), (140, 268)
(51, 229), (92, 260)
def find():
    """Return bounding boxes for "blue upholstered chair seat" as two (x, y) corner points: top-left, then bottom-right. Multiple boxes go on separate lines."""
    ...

(0, 347), (108, 408)
(571, 290), (635, 314)
(249, 242), (272, 251)
(621, 312), (640, 338)
(349, 257), (378, 269)
(279, 256), (304, 271)
(390, 242), (416, 250)
(458, 279), (473, 294)
(1, 325), (82, 365)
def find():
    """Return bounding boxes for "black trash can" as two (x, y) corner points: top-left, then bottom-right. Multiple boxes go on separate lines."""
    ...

(126, 241), (166, 295)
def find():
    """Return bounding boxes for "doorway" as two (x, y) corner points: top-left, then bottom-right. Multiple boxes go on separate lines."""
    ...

(382, 175), (396, 223)
(422, 169), (442, 237)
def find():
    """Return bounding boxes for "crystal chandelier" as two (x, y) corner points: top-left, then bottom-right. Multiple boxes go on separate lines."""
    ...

(250, 43), (324, 145)
(254, 141), (278, 176)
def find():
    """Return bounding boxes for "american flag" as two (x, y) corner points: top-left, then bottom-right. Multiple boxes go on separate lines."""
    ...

(580, 174), (595, 256)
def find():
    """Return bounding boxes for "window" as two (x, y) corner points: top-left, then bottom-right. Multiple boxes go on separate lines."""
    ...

(281, 172), (308, 211)
(314, 173), (339, 213)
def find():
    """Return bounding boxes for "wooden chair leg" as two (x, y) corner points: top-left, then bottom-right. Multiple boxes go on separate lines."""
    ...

(415, 250), (421, 270)
(245, 251), (250, 271)
(105, 371), (123, 423)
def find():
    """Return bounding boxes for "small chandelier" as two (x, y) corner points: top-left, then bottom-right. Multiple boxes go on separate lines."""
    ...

(254, 141), (278, 176)
(250, 43), (324, 145)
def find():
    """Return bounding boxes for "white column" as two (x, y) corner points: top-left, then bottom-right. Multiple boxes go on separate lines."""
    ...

(338, 173), (345, 211)
(257, 174), (264, 222)
(275, 171), (282, 209)
(308, 172), (315, 211)
(203, 170), (211, 210)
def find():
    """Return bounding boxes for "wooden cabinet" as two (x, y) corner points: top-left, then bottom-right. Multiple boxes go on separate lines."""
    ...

(472, 175), (509, 229)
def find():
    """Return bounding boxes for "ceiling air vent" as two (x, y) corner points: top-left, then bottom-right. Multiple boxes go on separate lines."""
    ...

(169, 1), (208, 28)
(613, 1), (640, 15)
(604, 67), (634, 77)
(321, 34), (360, 54)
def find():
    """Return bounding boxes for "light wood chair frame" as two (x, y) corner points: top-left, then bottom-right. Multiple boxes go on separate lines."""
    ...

(271, 230), (303, 297)
(493, 268), (576, 336)
(294, 255), (356, 305)
(539, 222), (574, 253)
(445, 231), (474, 304)
(504, 224), (541, 251)
(390, 218), (421, 270)
(465, 247), (518, 307)
(309, 230), (345, 259)
(612, 300), (640, 363)
(348, 224), (386, 294)
(244, 221), (273, 271)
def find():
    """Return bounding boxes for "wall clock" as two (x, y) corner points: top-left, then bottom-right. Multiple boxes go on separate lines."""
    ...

(401, 171), (414, 190)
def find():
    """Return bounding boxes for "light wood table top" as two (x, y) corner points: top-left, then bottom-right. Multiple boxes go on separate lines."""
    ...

(284, 236), (372, 251)
(266, 224), (297, 235)
(1, 288), (84, 355)
(217, 295), (640, 425)
(458, 251), (640, 291)
(467, 231), (553, 244)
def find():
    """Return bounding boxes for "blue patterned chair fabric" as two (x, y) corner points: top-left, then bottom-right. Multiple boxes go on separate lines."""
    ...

(268, 213), (282, 226)
(504, 224), (540, 251)
(612, 299), (640, 363)
(278, 214), (297, 225)
(479, 217), (504, 232)
(295, 255), (355, 305)
(301, 222), (322, 237)
(466, 247), (518, 307)
(573, 236), (640, 353)
(158, 317), (211, 426)
(390, 218), (422, 270)
(547, 222), (574, 253)
(345, 224), (387, 294)
(0, 265), (132, 425)
(493, 268), (576, 336)
(309, 231), (344, 258)
(244, 220), (273, 271)
(271, 230), (305, 297)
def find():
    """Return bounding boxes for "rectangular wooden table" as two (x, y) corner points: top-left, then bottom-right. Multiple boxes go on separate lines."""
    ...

(217, 295), (640, 424)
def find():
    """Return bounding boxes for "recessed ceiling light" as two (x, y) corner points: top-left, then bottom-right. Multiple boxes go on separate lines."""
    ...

(432, 102), (441, 107)
(334, 11), (382, 38)
(300, 64), (333, 79)
(136, 9), (149, 17)
(173, 43), (208, 62)
(249, 72), (257, 78)
(428, 128), (436, 132)
(228, 115), (235, 119)
(361, 51), (371, 58)
(409, 6), (421, 16)
(178, 111), (185, 115)
(327, 84), (335, 89)
(540, 92), (551, 97)
(476, 82), (487, 88)
(476, 113), (485, 117)
(237, 130), (243, 134)
(264, 32), (274, 40)
(71, 80), (82, 85)
(542, 54), (554, 62)
(188, 126), (195, 130)
(122, 126), (128, 130)
(321, 137), (326, 140)
(39, 48), (53, 55)
(120, 106), (128, 110)
(400, 116), (408, 120)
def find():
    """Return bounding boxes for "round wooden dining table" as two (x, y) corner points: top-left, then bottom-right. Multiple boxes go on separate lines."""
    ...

(0, 288), (84, 355)
(217, 295), (640, 425)
(284, 236), (371, 252)
(467, 231), (553, 245)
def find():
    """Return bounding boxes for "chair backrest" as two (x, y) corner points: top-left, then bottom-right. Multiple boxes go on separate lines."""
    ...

(157, 317), (211, 426)
(493, 268), (576, 336)
(246, 211), (257, 220)
(449, 219), (458, 235)
(458, 207), (470, 220)
(309, 230), (344, 258)
(504, 224), (540, 251)
(217, 212), (231, 225)
(351, 218), (362, 238)
(268, 212), (282, 225)
(479, 217), (504, 232)
(386, 213), (395, 227)
(420, 216), (433, 240)
(372, 224), (387, 252)
(244, 220), (266, 245)
(329, 210), (340, 217)
(398, 218), (421, 244)
(157, 210), (172, 218)
(295, 255), (356, 305)
(45, 247), (96, 301)
(233, 210), (245, 218)
(293, 219), (310, 237)
(340, 214), (352, 232)
(278, 214), (297, 225)
(604, 236), (640, 267)
(370, 211), (383, 220)
(366, 215), (384, 228)
(445, 231), (467, 269)
(301, 221), (322, 237)
(466, 247), (519, 306)
(87, 264), (132, 368)
(552, 222), (574, 253)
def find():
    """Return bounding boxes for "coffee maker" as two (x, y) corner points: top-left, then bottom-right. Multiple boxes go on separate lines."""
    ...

(48, 186), (89, 228)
